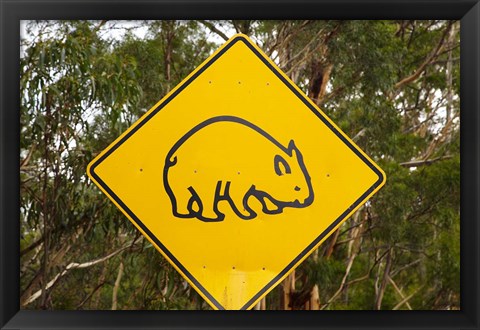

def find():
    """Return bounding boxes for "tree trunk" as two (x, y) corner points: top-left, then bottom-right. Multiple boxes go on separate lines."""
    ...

(163, 21), (175, 93)
(309, 285), (320, 309)
(374, 248), (392, 310)
(308, 62), (333, 106)
(111, 261), (124, 310)
(282, 271), (295, 310)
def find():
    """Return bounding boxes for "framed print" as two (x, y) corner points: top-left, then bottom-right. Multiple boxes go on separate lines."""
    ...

(1, 0), (479, 329)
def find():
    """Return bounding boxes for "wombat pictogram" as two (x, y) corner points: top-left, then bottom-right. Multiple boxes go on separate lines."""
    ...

(163, 116), (314, 222)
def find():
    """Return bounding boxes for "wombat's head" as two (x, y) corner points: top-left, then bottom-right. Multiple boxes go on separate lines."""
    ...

(271, 140), (313, 207)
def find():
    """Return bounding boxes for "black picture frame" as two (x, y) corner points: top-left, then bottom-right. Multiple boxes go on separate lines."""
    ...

(1, 0), (478, 329)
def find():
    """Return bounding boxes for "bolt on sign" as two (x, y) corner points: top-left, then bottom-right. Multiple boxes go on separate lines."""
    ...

(87, 34), (386, 310)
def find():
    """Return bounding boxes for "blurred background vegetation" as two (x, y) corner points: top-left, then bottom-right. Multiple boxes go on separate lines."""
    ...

(20, 20), (459, 310)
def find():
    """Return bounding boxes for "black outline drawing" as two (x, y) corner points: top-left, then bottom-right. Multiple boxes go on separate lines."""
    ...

(88, 35), (385, 310)
(163, 116), (314, 222)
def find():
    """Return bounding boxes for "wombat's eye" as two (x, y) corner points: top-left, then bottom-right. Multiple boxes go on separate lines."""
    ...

(274, 155), (291, 176)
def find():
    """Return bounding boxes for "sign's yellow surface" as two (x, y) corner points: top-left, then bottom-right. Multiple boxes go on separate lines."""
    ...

(87, 34), (386, 310)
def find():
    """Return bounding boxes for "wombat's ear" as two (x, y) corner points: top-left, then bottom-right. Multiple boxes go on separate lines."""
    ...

(288, 140), (297, 154)
(274, 154), (291, 175)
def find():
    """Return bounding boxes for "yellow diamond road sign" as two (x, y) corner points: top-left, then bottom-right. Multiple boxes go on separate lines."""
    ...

(87, 34), (386, 310)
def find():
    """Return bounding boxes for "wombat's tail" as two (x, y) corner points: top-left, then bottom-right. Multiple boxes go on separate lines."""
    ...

(166, 155), (178, 167)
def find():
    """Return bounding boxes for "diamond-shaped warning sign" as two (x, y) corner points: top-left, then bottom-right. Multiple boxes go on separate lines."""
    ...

(87, 34), (386, 310)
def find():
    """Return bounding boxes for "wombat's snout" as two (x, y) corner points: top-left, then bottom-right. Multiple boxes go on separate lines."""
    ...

(293, 198), (305, 206)
(294, 196), (311, 207)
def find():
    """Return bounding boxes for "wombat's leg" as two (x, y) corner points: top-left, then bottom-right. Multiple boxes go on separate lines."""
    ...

(261, 196), (281, 214)
(193, 182), (224, 222)
(227, 184), (256, 220)
(171, 188), (193, 217)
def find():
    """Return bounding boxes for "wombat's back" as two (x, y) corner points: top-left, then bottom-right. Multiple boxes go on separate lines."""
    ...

(165, 116), (287, 182)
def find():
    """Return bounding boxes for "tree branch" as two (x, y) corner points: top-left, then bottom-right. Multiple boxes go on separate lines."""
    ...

(76, 281), (106, 309)
(394, 21), (453, 89)
(322, 212), (365, 308)
(111, 261), (124, 310)
(388, 275), (412, 310)
(399, 155), (453, 168)
(374, 248), (392, 310)
(393, 286), (423, 310)
(92, 20), (108, 33)
(390, 258), (423, 277)
(22, 243), (134, 306)
(20, 145), (36, 169)
(20, 236), (44, 257)
(198, 20), (229, 41)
